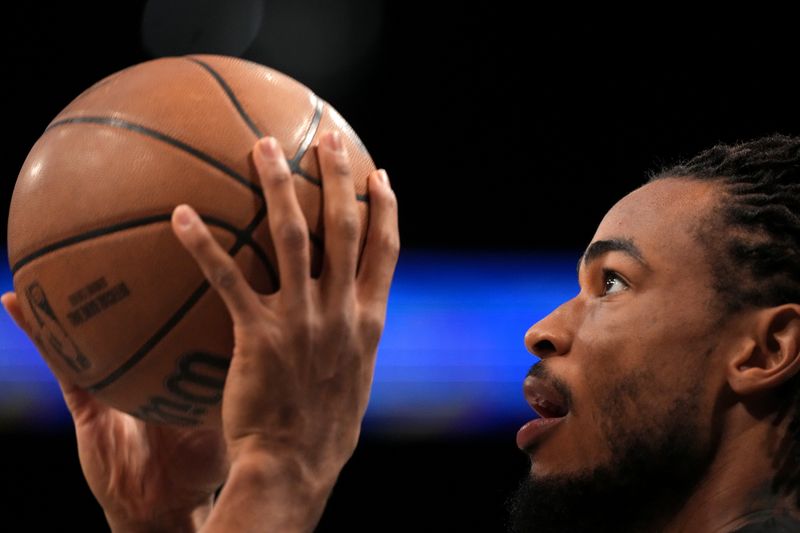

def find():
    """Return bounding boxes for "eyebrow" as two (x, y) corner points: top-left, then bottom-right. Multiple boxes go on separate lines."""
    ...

(577, 238), (651, 273)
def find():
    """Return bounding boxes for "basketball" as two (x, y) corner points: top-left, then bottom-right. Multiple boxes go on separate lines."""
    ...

(6, 54), (374, 427)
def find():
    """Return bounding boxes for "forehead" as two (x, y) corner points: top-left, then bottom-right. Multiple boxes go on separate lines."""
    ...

(592, 178), (722, 264)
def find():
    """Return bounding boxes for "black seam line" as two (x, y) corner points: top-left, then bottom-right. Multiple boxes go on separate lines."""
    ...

(199, 210), (278, 289)
(286, 97), (370, 204)
(46, 117), (264, 197)
(87, 205), (270, 392)
(44, 117), (343, 238)
(47, 117), (366, 205)
(184, 56), (264, 139)
(180, 57), (365, 205)
(289, 95), (323, 168)
(10, 214), (277, 282)
(182, 57), (369, 204)
(12, 214), (168, 275)
(86, 279), (212, 392)
(289, 159), (370, 203)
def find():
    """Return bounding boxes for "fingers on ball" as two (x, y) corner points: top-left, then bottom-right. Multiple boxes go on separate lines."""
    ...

(358, 169), (400, 307)
(171, 204), (258, 319)
(253, 136), (311, 294)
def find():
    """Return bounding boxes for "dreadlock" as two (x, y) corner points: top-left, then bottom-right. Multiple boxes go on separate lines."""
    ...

(649, 134), (800, 315)
(650, 135), (800, 474)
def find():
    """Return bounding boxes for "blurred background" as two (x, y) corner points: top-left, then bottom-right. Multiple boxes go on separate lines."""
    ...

(2, 2), (799, 529)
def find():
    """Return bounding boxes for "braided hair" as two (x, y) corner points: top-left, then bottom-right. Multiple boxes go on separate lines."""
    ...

(649, 134), (800, 315)
(651, 135), (800, 475)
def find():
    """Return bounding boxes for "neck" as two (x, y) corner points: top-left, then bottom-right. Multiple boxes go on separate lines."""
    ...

(661, 404), (800, 533)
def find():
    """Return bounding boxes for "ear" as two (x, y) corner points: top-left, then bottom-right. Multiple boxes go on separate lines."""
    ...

(728, 304), (800, 396)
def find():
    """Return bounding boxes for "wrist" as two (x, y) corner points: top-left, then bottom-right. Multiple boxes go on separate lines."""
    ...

(231, 450), (339, 508)
(201, 451), (340, 532)
(105, 496), (214, 533)
(228, 430), (357, 482)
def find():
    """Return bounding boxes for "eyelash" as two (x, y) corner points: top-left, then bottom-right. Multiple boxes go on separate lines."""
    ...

(601, 269), (629, 296)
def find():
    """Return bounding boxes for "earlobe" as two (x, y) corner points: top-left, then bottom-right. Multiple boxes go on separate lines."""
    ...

(728, 305), (800, 396)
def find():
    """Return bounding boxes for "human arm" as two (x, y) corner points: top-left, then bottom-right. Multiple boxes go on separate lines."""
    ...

(0, 294), (228, 533)
(167, 131), (398, 532)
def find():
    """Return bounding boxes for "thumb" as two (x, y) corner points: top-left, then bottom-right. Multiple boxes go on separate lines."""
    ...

(1, 291), (108, 423)
(57, 379), (111, 425)
(1, 291), (30, 334)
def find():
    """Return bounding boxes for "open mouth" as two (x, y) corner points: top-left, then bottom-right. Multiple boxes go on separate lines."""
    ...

(524, 375), (569, 419)
(517, 375), (570, 451)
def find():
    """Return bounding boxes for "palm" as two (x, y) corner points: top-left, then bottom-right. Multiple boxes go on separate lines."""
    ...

(68, 389), (228, 522)
(1, 292), (228, 524)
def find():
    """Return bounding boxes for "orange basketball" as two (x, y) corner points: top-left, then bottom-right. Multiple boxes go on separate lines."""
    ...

(6, 54), (374, 426)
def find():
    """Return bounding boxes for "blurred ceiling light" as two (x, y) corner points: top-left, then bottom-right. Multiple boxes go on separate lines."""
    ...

(142, 0), (264, 57)
(246, 0), (383, 97)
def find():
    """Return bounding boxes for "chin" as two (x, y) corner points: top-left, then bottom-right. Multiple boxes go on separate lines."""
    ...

(527, 438), (606, 480)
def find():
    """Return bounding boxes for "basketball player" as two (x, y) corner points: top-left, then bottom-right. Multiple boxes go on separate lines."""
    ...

(2, 130), (399, 531)
(3, 133), (800, 533)
(508, 134), (800, 532)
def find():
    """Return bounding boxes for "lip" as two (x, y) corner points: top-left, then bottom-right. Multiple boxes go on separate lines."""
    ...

(523, 375), (569, 418)
(518, 372), (570, 451)
(516, 415), (566, 451)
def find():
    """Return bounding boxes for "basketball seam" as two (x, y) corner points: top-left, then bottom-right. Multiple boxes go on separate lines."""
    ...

(86, 279), (212, 393)
(32, 114), (289, 392)
(10, 213), (277, 288)
(287, 95), (331, 190)
(85, 203), (269, 393)
(46, 117), (263, 195)
(43, 117), (344, 237)
(32, 65), (365, 394)
(288, 97), (369, 203)
(182, 57), (368, 203)
(184, 56), (264, 139)
(176, 59), (332, 266)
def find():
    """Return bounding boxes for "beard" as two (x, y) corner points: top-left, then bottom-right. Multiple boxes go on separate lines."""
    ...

(506, 366), (716, 533)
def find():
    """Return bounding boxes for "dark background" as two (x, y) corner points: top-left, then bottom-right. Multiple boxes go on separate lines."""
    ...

(2, 2), (799, 530)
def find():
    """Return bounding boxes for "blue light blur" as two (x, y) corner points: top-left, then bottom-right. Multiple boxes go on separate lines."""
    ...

(0, 249), (579, 434)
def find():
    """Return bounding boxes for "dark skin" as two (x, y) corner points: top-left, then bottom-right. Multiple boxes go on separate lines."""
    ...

(4, 148), (797, 529)
(0, 297), (228, 531)
(519, 178), (800, 532)
(2, 131), (400, 532)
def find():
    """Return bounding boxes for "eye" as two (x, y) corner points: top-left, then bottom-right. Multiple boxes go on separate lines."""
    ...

(602, 269), (629, 296)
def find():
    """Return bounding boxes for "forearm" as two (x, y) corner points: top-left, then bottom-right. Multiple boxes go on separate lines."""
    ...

(200, 451), (339, 533)
(105, 495), (214, 533)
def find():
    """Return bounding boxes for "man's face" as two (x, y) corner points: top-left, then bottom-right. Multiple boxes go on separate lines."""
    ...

(509, 178), (740, 531)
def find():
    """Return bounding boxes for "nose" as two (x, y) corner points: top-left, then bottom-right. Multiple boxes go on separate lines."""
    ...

(524, 300), (575, 358)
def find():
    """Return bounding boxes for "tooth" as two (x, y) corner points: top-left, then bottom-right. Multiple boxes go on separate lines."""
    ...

(534, 396), (565, 416)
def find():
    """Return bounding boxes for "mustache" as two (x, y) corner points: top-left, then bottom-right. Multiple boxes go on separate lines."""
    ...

(527, 362), (574, 409)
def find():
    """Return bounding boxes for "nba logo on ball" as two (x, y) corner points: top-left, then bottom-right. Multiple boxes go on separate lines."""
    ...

(7, 55), (375, 426)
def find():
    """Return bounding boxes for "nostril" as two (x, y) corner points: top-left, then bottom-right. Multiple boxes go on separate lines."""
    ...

(534, 339), (557, 357)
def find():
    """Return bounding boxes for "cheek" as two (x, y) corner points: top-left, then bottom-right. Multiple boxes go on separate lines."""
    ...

(579, 291), (713, 372)
(544, 333), (624, 469)
(575, 299), (715, 424)
(567, 297), (705, 433)
(538, 292), (719, 473)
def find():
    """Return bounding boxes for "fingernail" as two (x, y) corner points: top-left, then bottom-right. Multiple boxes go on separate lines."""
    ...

(378, 169), (390, 187)
(325, 131), (343, 151)
(175, 205), (195, 229)
(259, 137), (278, 158)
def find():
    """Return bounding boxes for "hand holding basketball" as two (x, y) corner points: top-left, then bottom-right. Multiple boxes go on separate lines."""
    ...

(2, 130), (398, 532)
(172, 132), (398, 531)
(1, 292), (228, 532)
(7, 55), (379, 427)
(3, 53), (399, 530)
